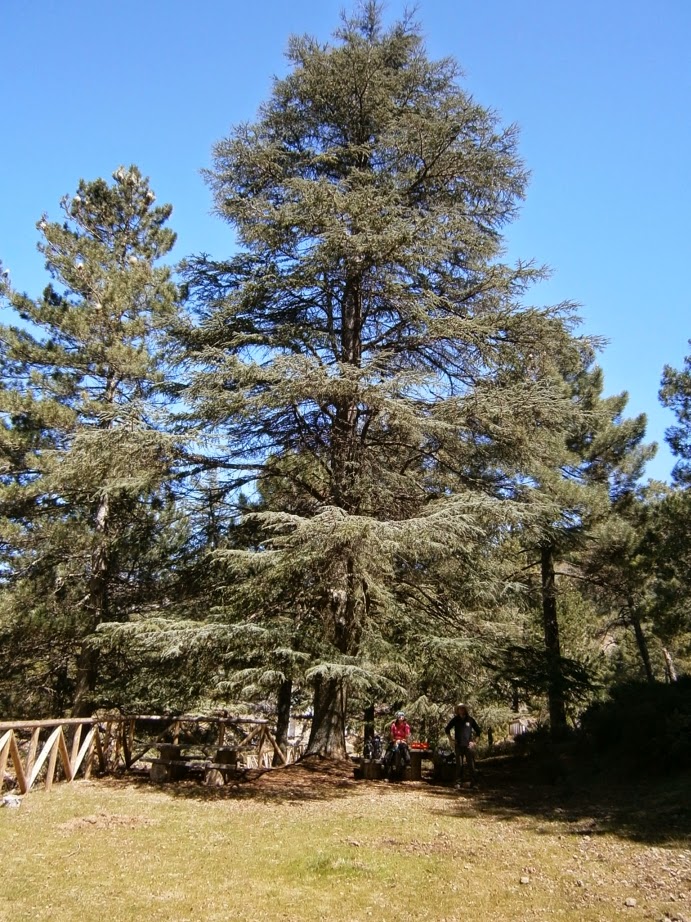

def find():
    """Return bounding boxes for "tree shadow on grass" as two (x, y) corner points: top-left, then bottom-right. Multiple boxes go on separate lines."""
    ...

(111, 755), (370, 806)
(435, 751), (691, 847)
(106, 750), (689, 845)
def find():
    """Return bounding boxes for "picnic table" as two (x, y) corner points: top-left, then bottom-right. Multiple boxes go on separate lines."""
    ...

(144, 719), (287, 784)
(145, 744), (252, 784)
(355, 744), (433, 781)
(203, 747), (249, 785)
(146, 744), (208, 782)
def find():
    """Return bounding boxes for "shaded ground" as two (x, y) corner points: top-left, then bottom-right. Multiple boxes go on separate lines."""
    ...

(471, 751), (691, 846)
(121, 747), (691, 846)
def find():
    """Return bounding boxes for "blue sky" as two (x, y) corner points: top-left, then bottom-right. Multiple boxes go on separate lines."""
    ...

(2, 0), (689, 482)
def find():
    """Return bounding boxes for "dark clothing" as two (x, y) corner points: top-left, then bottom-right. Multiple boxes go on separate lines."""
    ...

(384, 740), (410, 777)
(445, 713), (481, 784)
(445, 714), (481, 742)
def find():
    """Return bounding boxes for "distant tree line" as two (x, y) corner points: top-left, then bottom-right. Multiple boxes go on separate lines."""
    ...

(1, 3), (689, 756)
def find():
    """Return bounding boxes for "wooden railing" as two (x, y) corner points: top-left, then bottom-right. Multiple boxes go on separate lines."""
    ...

(0, 714), (299, 797)
(0, 719), (104, 796)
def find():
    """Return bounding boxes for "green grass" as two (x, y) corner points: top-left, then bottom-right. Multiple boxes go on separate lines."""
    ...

(0, 769), (689, 922)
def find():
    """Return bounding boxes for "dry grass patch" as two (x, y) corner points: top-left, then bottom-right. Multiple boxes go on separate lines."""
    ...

(0, 762), (688, 922)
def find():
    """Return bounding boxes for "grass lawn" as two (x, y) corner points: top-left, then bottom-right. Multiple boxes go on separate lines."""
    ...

(1, 756), (689, 922)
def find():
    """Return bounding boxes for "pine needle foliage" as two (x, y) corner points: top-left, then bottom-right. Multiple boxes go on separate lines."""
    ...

(516, 350), (655, 730)
(180, 4), (588, 755)
(660, 340), (691, 486)
(0, 167), (186, 716)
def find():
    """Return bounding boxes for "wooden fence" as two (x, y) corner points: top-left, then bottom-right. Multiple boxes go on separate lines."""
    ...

(0, 718), (103, 796)
(0, 714), (298, 797)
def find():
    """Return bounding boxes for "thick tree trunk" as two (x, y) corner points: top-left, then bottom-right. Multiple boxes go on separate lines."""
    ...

(71, 644), (100, 717)
(304, 676), (347, 759)
(305, 551), (362, 757)
(540, 543), (567, 735)
(272, 678), (293, 766)
(72, 491), (110, 717)
(364, 703), (375, 742)
(628, 602), (654, 683)
(306, 275), (363, 760)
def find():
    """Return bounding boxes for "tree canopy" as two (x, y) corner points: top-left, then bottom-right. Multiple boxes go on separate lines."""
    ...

(179, 3), (597, 755)
(0, 3), (687, 748)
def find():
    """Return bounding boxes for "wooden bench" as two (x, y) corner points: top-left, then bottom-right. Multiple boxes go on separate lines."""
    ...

(203, 747), (250, 786)
(145, 744), (259, 785)
(147, 758), (206, 783)
(145, 744), (208, 783)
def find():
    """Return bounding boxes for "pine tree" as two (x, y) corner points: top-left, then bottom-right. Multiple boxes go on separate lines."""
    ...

(182, 4), (586, 756)
(0, 167), (184, 716)
(660, 342), (691, 485)
(643, 345), (691, 669)
(640, 487), (691, 677)
(521, 352), (654, 729)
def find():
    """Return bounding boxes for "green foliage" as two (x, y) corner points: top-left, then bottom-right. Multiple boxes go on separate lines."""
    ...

(495, 643), (599, 715)
(0, 5), (684, 740)
(639, 488), (691, 666)
(0, 166), (186, 715)
(179, 2), (591, 752)
(660, 341), (691, 485)
(581, 677), (691, 776)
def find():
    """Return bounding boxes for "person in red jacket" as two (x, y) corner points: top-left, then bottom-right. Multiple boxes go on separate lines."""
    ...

(384, 711), (412, 777)
(390, 711), (411, 743)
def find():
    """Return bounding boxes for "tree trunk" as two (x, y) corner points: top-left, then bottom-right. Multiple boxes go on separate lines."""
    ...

(540, 543), (567, 735)
(304, 552), (362, 758)
(304, 676), (347, 759)
(628, 601), (654, 683)
(662, 647), (678, 683)
(272, 678), (293, 766)
(71, 491), (111, 717)
(71, 643), (99, 717)
(364, 703), (375, 742)
(511, 682), (520, 714)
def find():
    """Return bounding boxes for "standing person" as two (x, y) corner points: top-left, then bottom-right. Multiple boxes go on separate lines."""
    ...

(445, 703), (481, 787)
(385, 711), (412, 777)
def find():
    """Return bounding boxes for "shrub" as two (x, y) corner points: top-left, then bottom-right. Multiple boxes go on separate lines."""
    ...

(580, 677), (691, 776)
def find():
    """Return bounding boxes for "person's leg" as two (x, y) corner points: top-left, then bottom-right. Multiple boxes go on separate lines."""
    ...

(466, 746), (476, 783)
(454, 746), (463, 785)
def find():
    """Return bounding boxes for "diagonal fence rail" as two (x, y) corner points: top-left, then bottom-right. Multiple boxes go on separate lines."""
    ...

(0, 719), (105, 795)
(0, 714), (301, 797)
